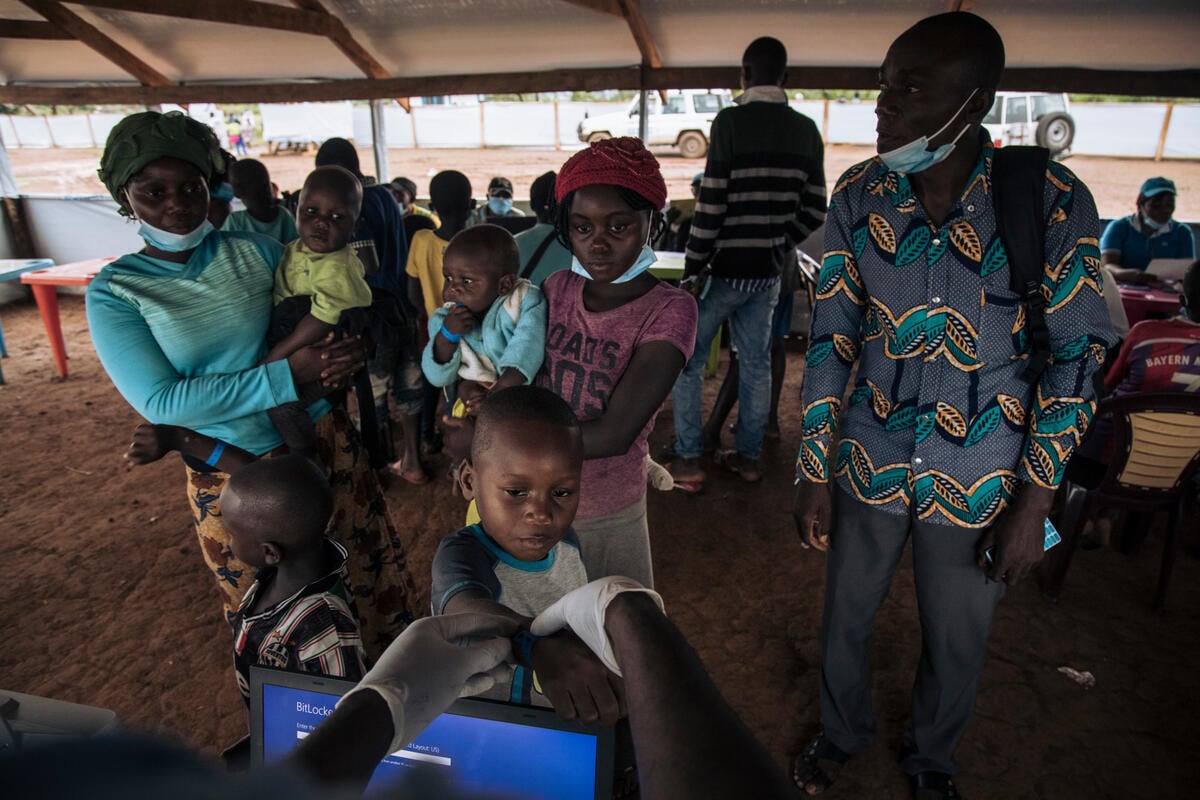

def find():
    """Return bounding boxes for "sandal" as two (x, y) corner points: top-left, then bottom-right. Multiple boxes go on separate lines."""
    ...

(792, 734), (851, 795)
(911, 771), (962, 800)
(714, 449), (763, 483)
(665, 460), (706, 496)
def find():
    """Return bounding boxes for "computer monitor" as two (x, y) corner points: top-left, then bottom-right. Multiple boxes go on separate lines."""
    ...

(249, 666), (615, 799)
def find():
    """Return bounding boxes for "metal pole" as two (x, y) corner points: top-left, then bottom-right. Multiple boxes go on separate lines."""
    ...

(638, 90), (648, 142)
(1154, 102), (1174, 162)
(370, 99), (389, 184)
(0, 129), (19, 197)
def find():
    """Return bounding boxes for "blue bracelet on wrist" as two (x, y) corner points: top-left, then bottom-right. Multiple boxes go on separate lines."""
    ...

(205, 441), (226, 468)
(512, 630), (542, 668)
(440, 323), (461, 343)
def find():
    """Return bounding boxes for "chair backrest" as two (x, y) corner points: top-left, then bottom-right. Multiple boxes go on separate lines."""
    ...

(1097, 392), (1200, 500)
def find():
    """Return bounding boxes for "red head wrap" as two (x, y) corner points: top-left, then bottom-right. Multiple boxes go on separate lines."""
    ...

(555, 137), (667, 210)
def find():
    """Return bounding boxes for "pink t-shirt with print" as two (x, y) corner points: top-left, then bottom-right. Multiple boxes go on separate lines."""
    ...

(537, 271), (698, 519)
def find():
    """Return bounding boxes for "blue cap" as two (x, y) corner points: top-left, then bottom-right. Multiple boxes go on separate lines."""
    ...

(1140, 176), (1176, 198)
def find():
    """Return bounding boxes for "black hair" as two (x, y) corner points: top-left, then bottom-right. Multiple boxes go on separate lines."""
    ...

(472, 386), (581, 461)
(1183, 260), (1200, 321)
(742, 37), (788, 86)
(302, 165), (363, 217)
(230, 158), (270, 202)
(446, 224), (520, 276)
(902, 12), (1005, 90)
(428, 170), (474, 217)
(223, 455), (333, 549)
(530, 171), (557, 224)
(391, 176), (418, 200)
(554, 185), (664, 251)
(314, 137), (361, 178)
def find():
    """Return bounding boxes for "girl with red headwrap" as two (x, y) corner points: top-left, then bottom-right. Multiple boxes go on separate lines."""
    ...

(536, 137), (698, 587)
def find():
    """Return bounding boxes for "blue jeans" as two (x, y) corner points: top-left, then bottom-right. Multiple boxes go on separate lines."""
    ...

(672, 278), (779, 460)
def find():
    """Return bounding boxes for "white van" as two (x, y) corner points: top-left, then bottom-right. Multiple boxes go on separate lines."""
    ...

(576, 89), (734, 159)
(983, 91), (1075, 157)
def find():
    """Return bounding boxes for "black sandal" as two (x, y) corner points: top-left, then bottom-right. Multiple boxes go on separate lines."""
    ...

(792, 734), (851, 795)
(911, 771), (962, 800)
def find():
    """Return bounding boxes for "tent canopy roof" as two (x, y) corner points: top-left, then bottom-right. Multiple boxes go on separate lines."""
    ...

(1, 0), (1197, 104)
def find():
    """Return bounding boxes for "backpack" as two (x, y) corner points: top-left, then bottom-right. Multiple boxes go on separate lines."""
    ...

(991, 146), (1050, 384)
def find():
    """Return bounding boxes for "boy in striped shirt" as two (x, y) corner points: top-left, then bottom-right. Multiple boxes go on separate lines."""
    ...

(225, 456), (366, 703)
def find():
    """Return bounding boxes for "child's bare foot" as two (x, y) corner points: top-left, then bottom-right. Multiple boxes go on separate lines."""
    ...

(387, 457), (430, 485)
(125, 423), (173, 466)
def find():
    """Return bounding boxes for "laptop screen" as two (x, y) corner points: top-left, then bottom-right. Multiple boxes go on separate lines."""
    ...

(250, 666), (614, 799)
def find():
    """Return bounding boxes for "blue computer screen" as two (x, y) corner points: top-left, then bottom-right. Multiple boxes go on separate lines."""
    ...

(261, 684), (599, 798)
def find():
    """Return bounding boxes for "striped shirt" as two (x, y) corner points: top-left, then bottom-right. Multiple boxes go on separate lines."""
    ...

(686, 86), (827, 283)
(232, 538), (365, 703)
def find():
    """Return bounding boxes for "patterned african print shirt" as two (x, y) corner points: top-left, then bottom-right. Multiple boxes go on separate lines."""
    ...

(797, 138), (1117, 528)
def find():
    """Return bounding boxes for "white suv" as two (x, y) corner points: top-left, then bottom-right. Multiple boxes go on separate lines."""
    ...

(983, 91), (1075, 157)
(576, 89), (734, 159)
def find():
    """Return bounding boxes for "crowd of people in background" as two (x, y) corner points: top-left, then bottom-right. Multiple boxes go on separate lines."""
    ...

(8, 9), (1198, 800)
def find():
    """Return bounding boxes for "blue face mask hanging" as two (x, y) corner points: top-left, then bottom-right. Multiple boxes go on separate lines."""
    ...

(136, 218), (214, 253)
(571, 244), (658, 284)
(488, 196), (513, 216)
(878, 89), (979, 175)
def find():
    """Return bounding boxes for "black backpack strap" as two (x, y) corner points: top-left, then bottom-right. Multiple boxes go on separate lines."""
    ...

(992, 146), (1051, 383)
(520, 229), (558, 280)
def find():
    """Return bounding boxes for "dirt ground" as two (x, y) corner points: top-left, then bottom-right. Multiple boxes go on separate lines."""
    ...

(1, 296), (1199, 798)
(7, 144), (1200, 221)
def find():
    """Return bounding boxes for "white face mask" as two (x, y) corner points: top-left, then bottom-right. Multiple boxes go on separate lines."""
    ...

(878, 88), (979, 174)
(136, 218), (214, 253)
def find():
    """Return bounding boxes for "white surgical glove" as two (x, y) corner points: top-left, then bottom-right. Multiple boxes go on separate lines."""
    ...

(529, 577), (664, 677)
(340, 614), (518, 753)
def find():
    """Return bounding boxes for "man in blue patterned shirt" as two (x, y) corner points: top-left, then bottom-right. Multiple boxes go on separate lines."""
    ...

(791, 12), (1116, 799)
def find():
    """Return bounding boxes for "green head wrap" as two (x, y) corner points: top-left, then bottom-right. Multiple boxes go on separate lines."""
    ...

(97, 111), (225, 212)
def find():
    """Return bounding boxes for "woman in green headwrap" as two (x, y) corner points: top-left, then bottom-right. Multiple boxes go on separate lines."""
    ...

(87, 111), (417, 659)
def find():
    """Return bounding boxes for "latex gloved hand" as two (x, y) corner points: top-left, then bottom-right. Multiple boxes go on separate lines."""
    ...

(530, 577), (664, 677)
(340, 614), (519, 753)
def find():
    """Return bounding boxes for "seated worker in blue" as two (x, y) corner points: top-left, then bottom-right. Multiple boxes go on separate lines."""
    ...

(422, 224), (547, 416)
(467, 176), (526, 227)
(1101, 176), (1195, 284)
(223, 159), (299, 245)
(430, 386), (627, 724)
(225, 456), (366, 703)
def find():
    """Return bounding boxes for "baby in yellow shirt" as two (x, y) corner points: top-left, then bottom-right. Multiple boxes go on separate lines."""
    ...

(266, 165), (373, 459)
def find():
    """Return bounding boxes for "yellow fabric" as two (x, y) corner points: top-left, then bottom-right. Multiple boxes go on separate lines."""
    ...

(412, 205), (441, 227)
(465, 499), (481, 526)
(273, 241), (372, 326)
(406, 228), (451, 318)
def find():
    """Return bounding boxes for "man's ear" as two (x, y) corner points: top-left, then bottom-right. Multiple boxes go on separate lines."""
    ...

(458, 459), (477, 502)
(498, 273), (517, 295)
(263, 541), (283, 566)
(968, 89), (995, 123)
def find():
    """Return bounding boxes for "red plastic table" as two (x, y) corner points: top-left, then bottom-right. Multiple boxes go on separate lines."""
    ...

(1118, 284), (1180, 328)
(19, 257), (116, 378)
